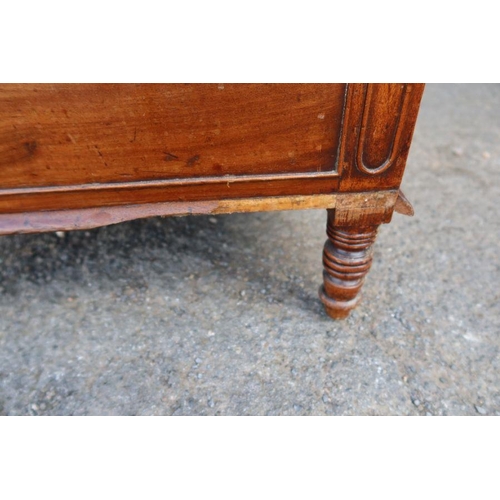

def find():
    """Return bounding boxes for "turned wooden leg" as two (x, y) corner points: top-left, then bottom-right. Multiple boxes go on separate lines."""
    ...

(319, 210), (380, 319)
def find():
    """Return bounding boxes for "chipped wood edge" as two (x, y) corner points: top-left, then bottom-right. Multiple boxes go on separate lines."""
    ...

(0, 191), (399, 235)
(394, 189), (415, 216)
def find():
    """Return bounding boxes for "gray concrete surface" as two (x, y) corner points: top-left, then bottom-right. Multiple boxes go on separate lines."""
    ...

(0, 84), (499, 416)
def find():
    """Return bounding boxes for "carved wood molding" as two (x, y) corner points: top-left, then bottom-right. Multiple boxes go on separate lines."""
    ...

(355, 84), (411, 175)
(338, 83), (425, 192)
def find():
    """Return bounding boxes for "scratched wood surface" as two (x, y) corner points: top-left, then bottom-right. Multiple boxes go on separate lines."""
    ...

(0, 84), (424, 220)
(0, 84), (346, 189)
(0, 191), (399, 235)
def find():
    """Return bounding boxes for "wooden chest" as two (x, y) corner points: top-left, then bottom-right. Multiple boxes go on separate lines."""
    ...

(0, 84), (424, 318)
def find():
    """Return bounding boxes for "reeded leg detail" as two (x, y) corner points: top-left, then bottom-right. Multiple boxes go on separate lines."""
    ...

(319, 214), (379, 319)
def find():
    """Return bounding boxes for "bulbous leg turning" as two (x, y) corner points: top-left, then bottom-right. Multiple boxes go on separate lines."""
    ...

(319, 212), (379, 319)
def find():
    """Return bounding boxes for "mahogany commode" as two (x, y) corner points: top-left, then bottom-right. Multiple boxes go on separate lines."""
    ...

(0, 84), (424, 318)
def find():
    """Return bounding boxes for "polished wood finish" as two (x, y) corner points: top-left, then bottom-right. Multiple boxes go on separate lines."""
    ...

(319, 212), (379, 319)
(0, 83), (424, 318)
(0, 84), (345, 187)
(338, 84), (424, 192)
(0, 84), (423, 214)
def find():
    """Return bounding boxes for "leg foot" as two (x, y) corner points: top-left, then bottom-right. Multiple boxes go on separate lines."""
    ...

(319, 212), (379, 319)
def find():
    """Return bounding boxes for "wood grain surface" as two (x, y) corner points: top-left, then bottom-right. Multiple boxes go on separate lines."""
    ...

(0, 84), (346, 189)
(0, 84), (424, 217)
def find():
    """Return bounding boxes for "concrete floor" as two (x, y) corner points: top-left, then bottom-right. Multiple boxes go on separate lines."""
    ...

(0, 84), (499, 416)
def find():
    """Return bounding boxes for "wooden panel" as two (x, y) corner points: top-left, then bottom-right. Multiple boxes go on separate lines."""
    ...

(0, 84), (424, 216)
(0, 84), (346, 189)
(338, 83), (425, 191)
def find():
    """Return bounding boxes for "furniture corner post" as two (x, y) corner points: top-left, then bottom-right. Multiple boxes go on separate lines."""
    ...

(318, 209), (380, 319)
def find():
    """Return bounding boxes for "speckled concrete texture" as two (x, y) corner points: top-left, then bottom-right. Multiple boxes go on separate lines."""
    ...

(0, 84), (499, 416)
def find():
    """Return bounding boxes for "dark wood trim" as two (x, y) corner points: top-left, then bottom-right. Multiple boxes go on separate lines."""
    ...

(0, 174), (344, 213)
